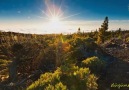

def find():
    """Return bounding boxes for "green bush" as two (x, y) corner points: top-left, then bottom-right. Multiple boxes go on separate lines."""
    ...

(61, 67), (98, 90)
(45, 82), (67, 90)
(68, 37), (97, 62)
(0, 59), (10, 64)
(82, 56), (106, 75)
(27, 66), (98, 90)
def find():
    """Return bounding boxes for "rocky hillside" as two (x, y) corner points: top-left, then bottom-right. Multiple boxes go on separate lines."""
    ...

(98, 39), (129, 90)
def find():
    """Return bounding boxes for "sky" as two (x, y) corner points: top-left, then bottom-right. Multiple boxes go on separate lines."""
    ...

(0, 0), (129, 34)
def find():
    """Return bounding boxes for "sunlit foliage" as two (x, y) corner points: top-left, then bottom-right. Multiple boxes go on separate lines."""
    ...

(27, 66), (98, 90)
(82, 56), (106, 75)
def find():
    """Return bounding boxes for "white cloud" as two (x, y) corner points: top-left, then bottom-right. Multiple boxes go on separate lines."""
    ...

(0, 20), (129, 34)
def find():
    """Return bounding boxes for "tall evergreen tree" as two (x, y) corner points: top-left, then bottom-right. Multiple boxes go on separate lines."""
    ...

(101, 16), (108, 32)
(97, 17), (109, 44)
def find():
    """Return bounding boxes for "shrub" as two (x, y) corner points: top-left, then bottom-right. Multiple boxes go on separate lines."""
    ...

(45, 82), (67, 90)
(27, 66), (98, 90)
(68, 37), (97, 62)
(82, 56), (106, 75)
(27, 68), (62, 90)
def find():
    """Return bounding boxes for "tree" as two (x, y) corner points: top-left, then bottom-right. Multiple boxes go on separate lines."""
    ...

(101, 16), (108, 33)
(77, 27), (81, 34)
(97, 17), (109, 44)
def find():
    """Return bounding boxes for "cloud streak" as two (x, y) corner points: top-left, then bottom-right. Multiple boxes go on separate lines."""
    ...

(0, 20), (129, 34)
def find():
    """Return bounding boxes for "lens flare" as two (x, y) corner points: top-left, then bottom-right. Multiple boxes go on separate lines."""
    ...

(38, 0), (80, 32)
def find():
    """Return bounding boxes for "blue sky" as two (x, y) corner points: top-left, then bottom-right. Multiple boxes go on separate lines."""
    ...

(0, 0), (129, 33)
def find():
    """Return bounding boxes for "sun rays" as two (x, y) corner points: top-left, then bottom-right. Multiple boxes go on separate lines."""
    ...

(42, 0), (63, 21)
(37, 0), (80, 31)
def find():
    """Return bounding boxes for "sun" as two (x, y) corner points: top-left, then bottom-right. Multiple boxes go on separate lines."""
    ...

(50, 16), (60, 23)
(39, 0), (80, 33)
(48, 15), (63, 30)
(40, 0), (80, 22)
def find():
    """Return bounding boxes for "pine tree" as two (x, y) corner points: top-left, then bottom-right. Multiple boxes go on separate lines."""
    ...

(97, 17), (109, 44)
(97, 28), (104, 44)
(101, 16), (108, 32)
